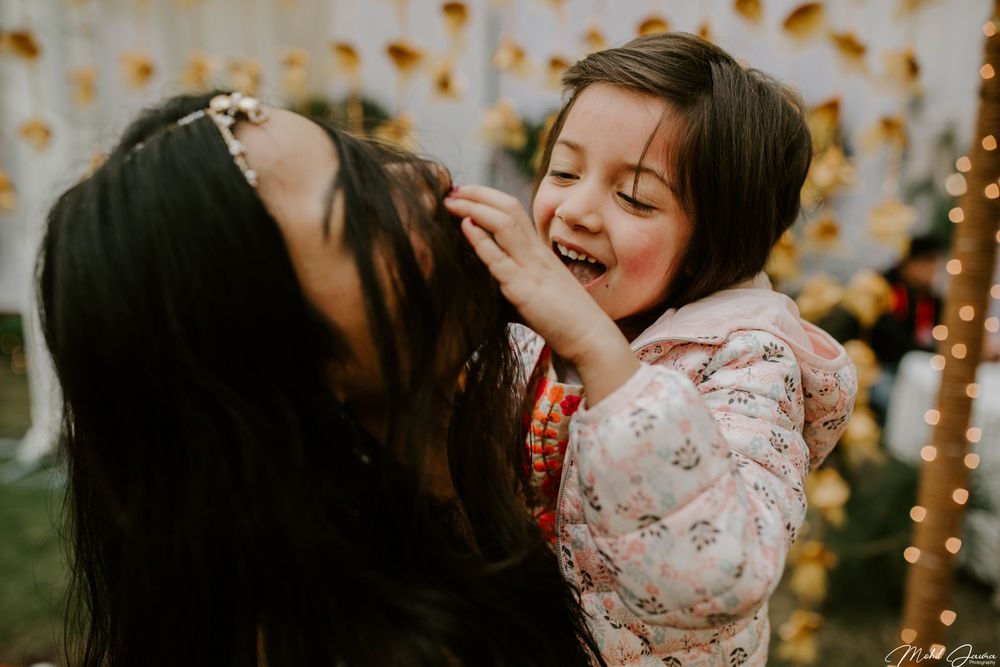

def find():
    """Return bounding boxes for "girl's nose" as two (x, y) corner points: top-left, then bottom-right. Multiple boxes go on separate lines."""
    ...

(555, 190), (602, 233)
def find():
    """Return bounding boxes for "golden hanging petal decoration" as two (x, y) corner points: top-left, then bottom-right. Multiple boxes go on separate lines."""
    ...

(386, 40), (425, 77)
(801, 145), (855, 209)
(228, 59), (261, 96)
(282, 48), (310, 98)
(119, 51), (155, 89)
(179, 50), (212, 92)
(2, 29), (41, 60)
(0, 170), (16, 213)
(788, 541), (838, 604)
(883, 47), (921, 94)
(803, 213), (841, 249)
(86, 151), (108, 178)
(697, 21), (713, 43)
(842, 270), (891, 330)
(547, 54), (572, 90)
(868, 198), (917, 254)
(806, 97), (840, 152)
(829, 31), (867, 70)
(805, 468), (850, 526)
(67, 66), (97, 107)
(896, 0), (936, 16)
(844, 339), (880, 392)
(841, 405), (885, 467)
(782, 3), (825, 41)
(442, 1), (469, 35)
(331, 42), (361, 79)
(481, 99), (527, 151)
(493, 35), (531, 78)
(431, 58), (464, 100)
(765, 230), (799, 284)
(861, 115), (907, 153)
(583, 20), (607, 53)
(733, 0), (763, 22)
(19, 116), (52, 152)
(374, 114), (418, 152)
(796, 274), (844, 323)
(637, 15), (670, 37)
(777, 610), (824, 664)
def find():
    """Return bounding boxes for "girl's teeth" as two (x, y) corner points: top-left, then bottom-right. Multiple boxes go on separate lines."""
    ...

(587, 256), (596, 263)
(568, 250), (579, 260)
(556, 242), (598, 263)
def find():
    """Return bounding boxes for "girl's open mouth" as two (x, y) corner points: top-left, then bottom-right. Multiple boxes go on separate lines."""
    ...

(553, 241), (607, 287)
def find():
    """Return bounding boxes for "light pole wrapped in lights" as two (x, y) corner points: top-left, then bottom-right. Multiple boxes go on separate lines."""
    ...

(899, 2), (1000, 658)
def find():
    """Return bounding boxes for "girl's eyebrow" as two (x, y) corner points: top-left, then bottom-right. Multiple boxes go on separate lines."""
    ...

(555, 138), (583, 152)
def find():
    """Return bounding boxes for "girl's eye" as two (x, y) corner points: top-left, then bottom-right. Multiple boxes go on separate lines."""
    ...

(548, 170), (577, 180)
(618, 192), (655, 213)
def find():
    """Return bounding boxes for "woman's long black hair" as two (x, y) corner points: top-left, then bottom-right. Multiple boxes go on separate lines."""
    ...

(38, 92), (602, 666)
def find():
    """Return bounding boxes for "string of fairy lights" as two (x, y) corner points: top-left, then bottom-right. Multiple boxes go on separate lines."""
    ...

(899, 9), (1000, 652)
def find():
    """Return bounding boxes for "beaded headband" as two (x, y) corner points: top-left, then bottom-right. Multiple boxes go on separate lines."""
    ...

(177, 92), (268, 187)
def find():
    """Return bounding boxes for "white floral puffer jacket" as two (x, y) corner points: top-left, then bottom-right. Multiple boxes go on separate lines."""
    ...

(516, 274), (857, 667)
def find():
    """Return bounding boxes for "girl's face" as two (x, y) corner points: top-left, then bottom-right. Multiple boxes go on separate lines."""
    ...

(532, 83), (692, 325)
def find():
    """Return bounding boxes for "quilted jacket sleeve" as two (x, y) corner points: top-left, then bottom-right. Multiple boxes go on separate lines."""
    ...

(569, 330), (853, 629)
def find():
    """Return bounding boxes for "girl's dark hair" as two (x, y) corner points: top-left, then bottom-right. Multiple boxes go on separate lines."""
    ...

(38, 92), (602, 667)
(535, 32), (813, 322)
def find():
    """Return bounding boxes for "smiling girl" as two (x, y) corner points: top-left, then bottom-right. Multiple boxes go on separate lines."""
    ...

(446, 33), (857, 666)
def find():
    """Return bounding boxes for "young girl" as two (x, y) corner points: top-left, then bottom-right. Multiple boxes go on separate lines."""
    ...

(446, 33), (856, 666)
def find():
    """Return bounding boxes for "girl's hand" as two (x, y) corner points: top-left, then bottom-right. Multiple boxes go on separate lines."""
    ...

(444, 184), (638, 404)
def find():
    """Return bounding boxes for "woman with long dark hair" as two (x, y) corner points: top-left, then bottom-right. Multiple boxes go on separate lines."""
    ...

(38, 91), (603, 666)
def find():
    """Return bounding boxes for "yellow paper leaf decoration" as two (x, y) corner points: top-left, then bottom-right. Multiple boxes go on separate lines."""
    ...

(442, 1), (469, 35)
(431, 59), (464, 100)
(697, 21), (713, 43)
(805, 468), (851, 526)
(801, 145), (855, 208)
(374, 114), (418, 152)
(842, 270), (891, 330)
(19, 116), (52, 152)
(179, 51), (212, 92)
(804, 213), (841, 249)
(789, 541), (838, 604)
(481, 99), (527, 151)
(765, 230), (799, 284)
(844, 339), (880, 391)
(883, 47), (921, 94)
(584, 20), (607, 53)
(861, 115), (907, 152)
(3, 30), (41, 60)
(796, 274), (843, 323)
(868, 198), (917, 254)
(120, 51), (155, 89)
(0, 170), (16, 213)
(734, 0), (763, 22)
(547, 54), (572, 90)
(493, 35), (530, 77)
(331, 42), (361, 82)
(228, 59), (261, 96)
(807, 97), (840, 151)
(637, 15), (670, 36)
(782, 3), (825, 41)
(777, 611), (824, 664)
(830, 31), (867, 70)
(67, 67), (97, 107)
(282, 48), (309, 98)
(841, 406), (884, 467)
(386, 40), (425, 78)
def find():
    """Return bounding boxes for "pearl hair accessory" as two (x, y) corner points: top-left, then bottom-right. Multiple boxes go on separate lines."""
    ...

(177, 92), (268, 187)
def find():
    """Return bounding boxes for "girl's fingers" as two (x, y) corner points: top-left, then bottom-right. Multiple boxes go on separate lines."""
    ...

(460, 217), (521, 283)
(445, 197), (534, 255)
(449, 184), (522, 212)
